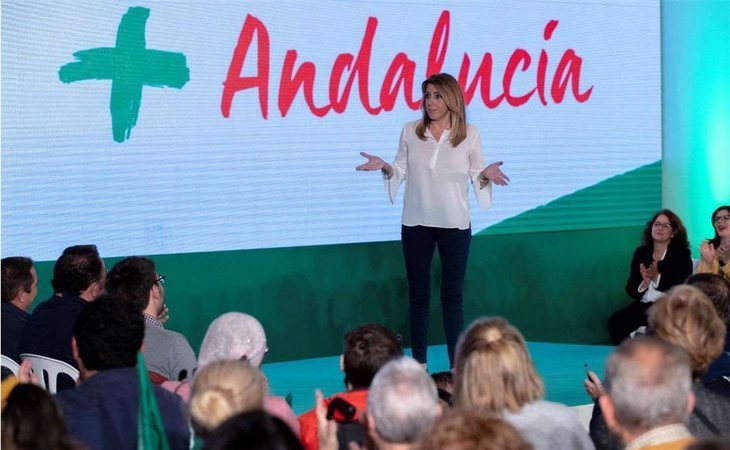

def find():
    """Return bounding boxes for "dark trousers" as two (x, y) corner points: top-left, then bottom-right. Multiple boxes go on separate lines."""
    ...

(607, 300), (651, 345)
(401, 225), (471, 367)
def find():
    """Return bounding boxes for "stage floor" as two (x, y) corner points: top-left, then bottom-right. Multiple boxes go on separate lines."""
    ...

(262, 342), (614, 415)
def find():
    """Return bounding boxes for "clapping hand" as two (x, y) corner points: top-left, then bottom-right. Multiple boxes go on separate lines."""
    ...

(699, 241), (716, 265)
(639, 262), (658, 284)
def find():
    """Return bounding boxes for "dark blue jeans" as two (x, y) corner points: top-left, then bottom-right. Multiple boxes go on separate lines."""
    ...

(401, 225), (471, 367)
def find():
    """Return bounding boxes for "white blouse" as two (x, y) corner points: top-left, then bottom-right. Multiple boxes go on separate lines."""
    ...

(385, 120), (492, 230)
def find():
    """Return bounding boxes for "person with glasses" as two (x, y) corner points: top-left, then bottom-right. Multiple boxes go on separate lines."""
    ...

(607, 209), (693, 345)
(105, 257), (197, 383)
(697, 205), (730, 280)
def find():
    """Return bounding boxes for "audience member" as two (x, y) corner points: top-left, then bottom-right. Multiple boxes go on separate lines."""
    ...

(1, 257), (38, 369)
(364, 356), (441, 450)
(599, 337), (695, 450)
(648, 286), (729, 434)
(190, 359), (266, 438)
(19, 245), (105, 368)
(697, 205), (730, 280)
(607, 209), (693, 345)
(203, 410), (305, 450)
(419, 410), (533, 450)
(162, 311), (300, 434)
(299, 323), (403, 450)
(105, 256), (197, 382)
(453, 317), (594, 450)
(588, 285), (729, 450)
(54, 295), (190, 450)
(1, 383), (83, 450)
(685, 273), (730, 383)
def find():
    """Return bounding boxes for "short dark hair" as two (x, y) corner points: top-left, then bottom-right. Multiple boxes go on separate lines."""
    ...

(1, 257), (34, 303)
(73, 295), (144, 371)
(343, 323), (402, 389)
(51, 245), (103, 296)
(105, 257), (158, 312)
(686, 273), (730, 324)
(202, 410), (304, 450)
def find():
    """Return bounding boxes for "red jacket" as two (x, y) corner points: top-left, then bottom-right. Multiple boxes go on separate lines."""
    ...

(298, 389), (368, 450)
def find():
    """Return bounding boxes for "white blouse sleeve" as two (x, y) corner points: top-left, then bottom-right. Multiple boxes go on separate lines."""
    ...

(468, 127), (492, 209)
(384, 125), (408, 203)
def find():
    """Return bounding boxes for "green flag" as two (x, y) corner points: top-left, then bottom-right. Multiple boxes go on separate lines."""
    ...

(137, 352), (171, 450)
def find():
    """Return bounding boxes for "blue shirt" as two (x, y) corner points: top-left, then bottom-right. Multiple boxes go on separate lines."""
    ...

(19, 293), (88, 368)
(55, 367), (190, 450)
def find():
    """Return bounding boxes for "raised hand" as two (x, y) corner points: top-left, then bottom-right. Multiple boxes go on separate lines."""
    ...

(315, 389), (339, 450)
(699, 241), (717, 264)
(480, 161), (510, 186)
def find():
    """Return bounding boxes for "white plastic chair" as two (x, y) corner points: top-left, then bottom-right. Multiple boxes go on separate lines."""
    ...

(19, 353), (79, 394)
(1, 354), (21, 376)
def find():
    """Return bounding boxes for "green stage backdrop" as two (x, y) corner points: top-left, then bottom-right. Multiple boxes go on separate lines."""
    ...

(31, 162), (660, 361)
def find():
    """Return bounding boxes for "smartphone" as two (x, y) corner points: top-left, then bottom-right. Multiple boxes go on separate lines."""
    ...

(584, 363), (591, 381)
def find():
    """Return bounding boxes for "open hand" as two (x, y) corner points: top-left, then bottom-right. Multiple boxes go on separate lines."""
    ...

(481, 161), (510, 186)
(356, 152), (386, 171)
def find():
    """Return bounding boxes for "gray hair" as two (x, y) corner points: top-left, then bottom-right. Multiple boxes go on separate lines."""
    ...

(604, 337), (692, 433)
(366, 356), (440, 443)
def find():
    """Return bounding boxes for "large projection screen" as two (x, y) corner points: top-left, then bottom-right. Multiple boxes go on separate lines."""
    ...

(2, 1), (660, 260)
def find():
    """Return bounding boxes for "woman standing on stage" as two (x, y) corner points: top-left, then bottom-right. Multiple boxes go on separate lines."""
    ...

(356, 73), (509, 368)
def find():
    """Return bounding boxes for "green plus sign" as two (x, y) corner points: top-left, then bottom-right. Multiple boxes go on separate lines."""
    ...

(59, 7), (190, 143)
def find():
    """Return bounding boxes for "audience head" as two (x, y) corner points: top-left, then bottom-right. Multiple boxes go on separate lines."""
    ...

(1, 383), (82, 450)
(51, 245), (105, 300)
(599, 337), (693, 441)
(708, 205), (730, 247)
(72, 295), (144, 373)
(419, 410), (533, 450)
(685, 273), (730, 324)
(190, 359), (266, 437)
(648, 285), (726, 379)
(105, 257), (163, 313)
(641, 209), (689, 250)
(453, 317), (544, 413)
(366, 356), (440, 444)
(198, 312), (268, 368)
(201, 410), (304, 450)
(1, 257), (38, 310)
(342, 323), (402, 389)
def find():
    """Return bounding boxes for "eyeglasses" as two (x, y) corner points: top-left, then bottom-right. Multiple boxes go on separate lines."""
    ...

(154, 275), (166, 286)
(713, 214), (730, 224)
(652, 222), (672, 230)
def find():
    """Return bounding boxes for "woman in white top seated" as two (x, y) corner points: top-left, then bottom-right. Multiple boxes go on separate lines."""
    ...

(356, 73), (508, 368)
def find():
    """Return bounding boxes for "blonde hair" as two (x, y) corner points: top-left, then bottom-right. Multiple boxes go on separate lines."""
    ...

(189, 360), (266, 436)
(415, 73), (467, 147)
(648, 284), (726, 379)
(453, 317), (544, 413)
